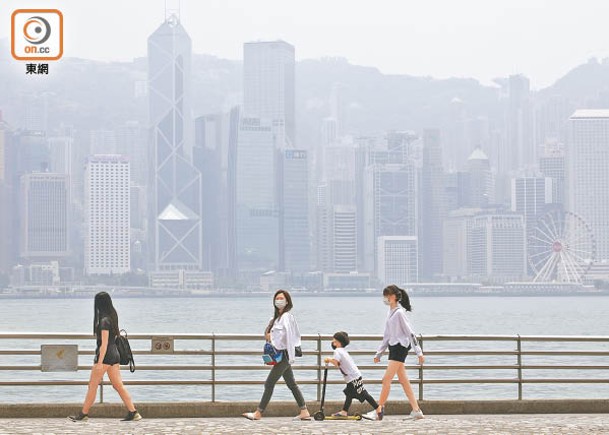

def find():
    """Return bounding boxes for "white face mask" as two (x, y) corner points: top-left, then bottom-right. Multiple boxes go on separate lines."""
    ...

(383, 297), (390, 306)
(275, 299), (287, 309)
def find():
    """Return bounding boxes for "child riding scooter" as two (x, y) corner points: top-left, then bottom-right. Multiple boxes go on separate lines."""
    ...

(321, 331), (379, 420)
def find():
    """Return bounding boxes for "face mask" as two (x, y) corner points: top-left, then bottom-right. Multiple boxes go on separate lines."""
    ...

(383, 297), (390, 306)
(275, 299), (287, 309)
(331, 343), (337, 350)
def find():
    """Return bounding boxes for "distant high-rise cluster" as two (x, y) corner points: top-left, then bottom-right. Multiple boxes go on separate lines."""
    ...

(1, 13), (609, 291)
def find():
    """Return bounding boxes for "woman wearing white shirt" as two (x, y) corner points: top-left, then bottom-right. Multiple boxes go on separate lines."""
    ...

(242, 290), (311, 421)
(368, 285), (425, 421)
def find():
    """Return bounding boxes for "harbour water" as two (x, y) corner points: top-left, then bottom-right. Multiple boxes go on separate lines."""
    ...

(1, 295), (608, 403)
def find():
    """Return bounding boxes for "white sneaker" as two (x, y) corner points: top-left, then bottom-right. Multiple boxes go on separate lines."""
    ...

(362, 409), (378, 421)
(409, 409), (425, 420)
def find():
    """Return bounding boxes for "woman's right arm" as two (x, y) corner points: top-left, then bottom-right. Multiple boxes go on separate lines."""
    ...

(96, 318), (113, 367)
(97, 330), (108, 367)
(265, 317), (273, 341)
(398, 311), (425, 364)
(374, 323), (389, 362)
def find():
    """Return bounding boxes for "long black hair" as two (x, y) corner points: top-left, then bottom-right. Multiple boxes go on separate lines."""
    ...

(93, 291), (119, 337)
(266, 289), (294, 333)
(383, 284), (412, 311)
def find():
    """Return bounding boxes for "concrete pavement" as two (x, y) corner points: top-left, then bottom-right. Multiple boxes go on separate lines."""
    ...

(1, 415), (608, 434)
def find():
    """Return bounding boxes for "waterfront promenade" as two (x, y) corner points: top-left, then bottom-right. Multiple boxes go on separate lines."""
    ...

(1, 415), (608, 434)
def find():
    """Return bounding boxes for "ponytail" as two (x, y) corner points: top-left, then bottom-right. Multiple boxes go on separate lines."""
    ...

(398, 288), (412, 311)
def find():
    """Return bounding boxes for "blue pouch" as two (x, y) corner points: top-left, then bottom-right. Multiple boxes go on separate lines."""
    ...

(262, 342), (283, 365)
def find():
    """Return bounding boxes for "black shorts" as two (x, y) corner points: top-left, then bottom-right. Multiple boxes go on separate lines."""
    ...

(94, 344), (120, 365)
(388, 343), (411, 363)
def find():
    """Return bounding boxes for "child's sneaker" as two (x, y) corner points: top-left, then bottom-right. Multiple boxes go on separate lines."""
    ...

(409, 409), (425, 420)
(67, 412), (88, 422)
(121, 410), (142, 421)
(362, 409), (378, 420)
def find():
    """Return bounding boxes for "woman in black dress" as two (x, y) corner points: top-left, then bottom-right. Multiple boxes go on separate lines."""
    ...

(69, 292), (141, 422)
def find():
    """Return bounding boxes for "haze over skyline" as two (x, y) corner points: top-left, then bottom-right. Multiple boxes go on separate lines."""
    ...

(2, 0), (609, 89)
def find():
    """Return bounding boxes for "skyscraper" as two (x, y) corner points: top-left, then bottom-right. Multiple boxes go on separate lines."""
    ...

(535, 95), (571, 146)
(148, 14), (202, 271)
(195, 114), (223, 273)
(316, 183), (331, 272)
(280, 149), (310, 272)
(332, 206), (357, 273)
(539, 143), (566, 207)
(569, 110), (609, 261)
(236, 117), (278, 271)
(116, 121), (148, 242)
(116, 121), (148, 187)
(511, 176), (553, 238)
(443, 208), (477, 279)
(20, 173), (69, 260)
(443, 209), (526, 282)
(419, 129), (447, 279)
(243, 41), (295, 148)
(455, 148), (494, 209)
(468, 212), (526, 282)
(377, 236), (418, 286)
(363, 161), (418, 274)
(84, 155), (130, 275)
(194, 109), (239, 277)
(502, 74), (534, 173)
(5, 131), (50, 269)
(374, 163), (417, 237)
(48, 136), (72, 176)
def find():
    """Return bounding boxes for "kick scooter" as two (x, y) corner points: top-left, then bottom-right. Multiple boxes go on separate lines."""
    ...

(313, 364), (362, 421)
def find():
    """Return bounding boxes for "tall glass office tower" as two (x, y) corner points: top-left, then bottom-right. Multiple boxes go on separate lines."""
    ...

(148, 14), (202, 271)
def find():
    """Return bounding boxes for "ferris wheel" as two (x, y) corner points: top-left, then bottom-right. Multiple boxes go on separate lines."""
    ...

(528, 210), (596, 283)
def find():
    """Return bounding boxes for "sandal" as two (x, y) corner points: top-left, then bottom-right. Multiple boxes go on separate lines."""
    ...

(293, 415), (312, 421)
(242, 412), (260, 421)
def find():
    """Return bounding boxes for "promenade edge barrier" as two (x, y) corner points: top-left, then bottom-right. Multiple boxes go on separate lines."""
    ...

(1, 333), (609, 403)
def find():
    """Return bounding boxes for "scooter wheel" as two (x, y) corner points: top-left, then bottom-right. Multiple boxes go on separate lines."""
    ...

(354, 413), (362, 421)
(313, 411), (325, 421)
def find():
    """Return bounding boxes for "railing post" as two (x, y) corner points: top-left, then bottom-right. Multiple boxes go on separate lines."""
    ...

(516, 334), (523, 400)
(99, 381), (104, 404)
(418, 335), (424, 402)
(317, 333), (322, 402)
(211, 333), (216, 402)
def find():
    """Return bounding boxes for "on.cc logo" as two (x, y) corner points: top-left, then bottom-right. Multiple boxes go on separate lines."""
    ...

(11, 9), (63, 61)
(23, 16), (52, 45)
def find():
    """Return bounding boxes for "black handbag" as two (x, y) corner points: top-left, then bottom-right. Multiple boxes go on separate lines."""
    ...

(295, 345), (303, 357)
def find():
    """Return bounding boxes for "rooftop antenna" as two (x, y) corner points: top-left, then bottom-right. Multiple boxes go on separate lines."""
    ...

(165, 0), (180, 25)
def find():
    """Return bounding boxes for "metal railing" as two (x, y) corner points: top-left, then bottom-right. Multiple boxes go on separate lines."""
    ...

(1, 333), (609, 403)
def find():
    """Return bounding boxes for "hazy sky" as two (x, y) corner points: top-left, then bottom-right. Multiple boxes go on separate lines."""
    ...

(2, 0), (609, 89)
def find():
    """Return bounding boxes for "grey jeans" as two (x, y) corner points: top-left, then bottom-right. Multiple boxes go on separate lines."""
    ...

(257, 353), (306, 413)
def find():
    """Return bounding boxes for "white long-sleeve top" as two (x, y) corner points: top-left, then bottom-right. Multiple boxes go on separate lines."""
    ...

(375, 306), (422, 359)
(269, 312), (301, 364)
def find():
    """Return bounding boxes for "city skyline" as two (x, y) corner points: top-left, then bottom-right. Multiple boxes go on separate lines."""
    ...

(1, 7), (609, 292)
